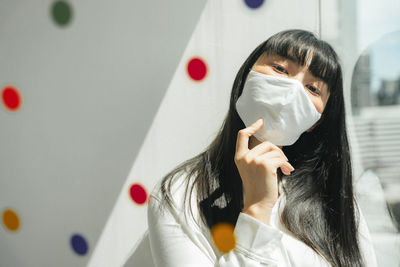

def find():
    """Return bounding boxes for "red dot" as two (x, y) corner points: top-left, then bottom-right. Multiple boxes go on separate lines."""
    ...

(187, 57), (207, 81)
(1, 86), (21, 111)
(129, 183), (147, 205)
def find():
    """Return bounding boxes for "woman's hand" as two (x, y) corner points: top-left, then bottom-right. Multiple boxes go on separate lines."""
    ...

(234, 118), (294, 225)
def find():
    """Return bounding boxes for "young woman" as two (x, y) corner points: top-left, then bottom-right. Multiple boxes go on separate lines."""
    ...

(147, 29), (378, 266)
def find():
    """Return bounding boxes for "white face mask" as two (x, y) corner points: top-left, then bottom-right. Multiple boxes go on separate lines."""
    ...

(236, 70), (322, 146)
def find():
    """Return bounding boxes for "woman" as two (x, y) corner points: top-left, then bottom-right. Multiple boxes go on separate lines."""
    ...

(147, 29), (377, 266)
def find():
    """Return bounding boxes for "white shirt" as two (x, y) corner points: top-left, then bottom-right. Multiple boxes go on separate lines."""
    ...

(147, 172), (378, 267)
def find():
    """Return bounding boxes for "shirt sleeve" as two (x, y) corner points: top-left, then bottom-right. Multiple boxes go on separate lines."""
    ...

(357, 203), (379, 267)
(147, 194), (291, 267)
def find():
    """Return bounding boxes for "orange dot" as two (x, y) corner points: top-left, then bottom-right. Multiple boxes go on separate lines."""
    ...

(211, 222), (236, 253)
(2, 209), (20, 232)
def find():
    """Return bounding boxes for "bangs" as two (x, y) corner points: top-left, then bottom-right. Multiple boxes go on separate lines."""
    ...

(263, 30), (340, 92)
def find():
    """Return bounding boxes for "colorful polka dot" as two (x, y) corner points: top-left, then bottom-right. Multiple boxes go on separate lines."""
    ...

(2, 209), (20, 232)
(244, 0), (265, 9)
(187, 57), (207, 81)
(211, 222), (236, 253)
(129, 183), (147, 205)
(1, 86), (22, 111)
(70, 234), (88, 255)
(51, 0), (72, 26)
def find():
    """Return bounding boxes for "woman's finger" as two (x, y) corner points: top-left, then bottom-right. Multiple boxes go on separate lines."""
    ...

(235, 118), (264, 159)
(247, 141), (288, 160)
(256, 154), (295, 175)
(247, 148), (281, 162)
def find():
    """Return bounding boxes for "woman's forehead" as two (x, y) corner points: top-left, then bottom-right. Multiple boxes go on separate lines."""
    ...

(258, 53), (310, 67)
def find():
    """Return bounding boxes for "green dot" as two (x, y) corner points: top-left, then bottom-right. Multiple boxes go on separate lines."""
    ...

(51, 1), (72, 26)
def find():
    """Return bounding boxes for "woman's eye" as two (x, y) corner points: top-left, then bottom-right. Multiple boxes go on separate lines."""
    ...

(272, 65), (288, 74)
(306, 85), (320, 95)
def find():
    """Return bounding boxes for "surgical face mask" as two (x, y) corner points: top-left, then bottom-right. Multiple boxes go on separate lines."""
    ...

(236, 70), (322, 146)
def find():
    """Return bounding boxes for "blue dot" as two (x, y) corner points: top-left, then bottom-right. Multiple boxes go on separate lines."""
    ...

(70, 234), (88, 256)
(244, 0), (265, 9)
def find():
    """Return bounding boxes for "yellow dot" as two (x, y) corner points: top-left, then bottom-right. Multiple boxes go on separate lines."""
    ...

(2, 209), (20, 232)
(211, 222), (236, 253)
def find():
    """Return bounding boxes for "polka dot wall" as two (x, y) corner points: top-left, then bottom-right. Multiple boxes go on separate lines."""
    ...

(0, 0), (327, 266)
(0, 0), (209, 265)
(1, 0), (91, 260)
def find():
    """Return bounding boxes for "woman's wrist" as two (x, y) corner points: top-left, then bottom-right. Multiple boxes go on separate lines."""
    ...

(242, 202), (275, 226)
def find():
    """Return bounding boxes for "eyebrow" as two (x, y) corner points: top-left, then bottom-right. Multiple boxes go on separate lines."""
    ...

(273, 56), (316, 77)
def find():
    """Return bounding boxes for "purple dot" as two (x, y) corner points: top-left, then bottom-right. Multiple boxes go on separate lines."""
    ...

(244, 0), (265, 9)
(70, 234), (88, 255)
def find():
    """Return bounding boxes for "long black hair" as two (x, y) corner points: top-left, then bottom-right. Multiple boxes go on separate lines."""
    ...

(160, 29), (364, 266)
